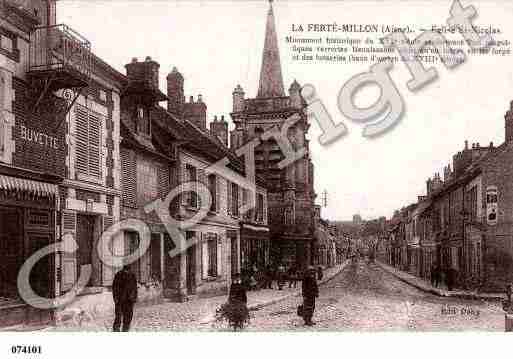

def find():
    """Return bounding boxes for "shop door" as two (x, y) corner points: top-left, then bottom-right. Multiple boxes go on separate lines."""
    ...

(186, 246), (195, 294)
(76, 214), (95, 286)
(0, 207), (22, 299)
(229, 232), (238, 276)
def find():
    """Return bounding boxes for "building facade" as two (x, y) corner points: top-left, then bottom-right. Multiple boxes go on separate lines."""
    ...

(385, 101), (513, 292)
(1, 0), (126, 326)
(230, 1), (316, 270)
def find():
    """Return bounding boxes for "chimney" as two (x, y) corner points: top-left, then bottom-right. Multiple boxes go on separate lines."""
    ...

(183, 95), (207, 130)
(125, 56), (160, 91)
(232, 84), (245, 112)
(210, 115), (229, 147)
(167, 67), (184, 118)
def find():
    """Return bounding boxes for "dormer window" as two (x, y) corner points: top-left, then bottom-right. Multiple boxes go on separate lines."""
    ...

(135, 105), (150, 136)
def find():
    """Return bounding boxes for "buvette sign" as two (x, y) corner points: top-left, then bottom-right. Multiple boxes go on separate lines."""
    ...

(20, 124), (59, 150)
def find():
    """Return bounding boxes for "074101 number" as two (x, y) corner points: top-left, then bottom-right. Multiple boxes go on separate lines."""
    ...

(11, 345), (42, 355)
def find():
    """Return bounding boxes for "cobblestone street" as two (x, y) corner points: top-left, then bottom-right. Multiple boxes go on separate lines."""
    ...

(243, 261), (504, 331)
(50, 260), (505, 332)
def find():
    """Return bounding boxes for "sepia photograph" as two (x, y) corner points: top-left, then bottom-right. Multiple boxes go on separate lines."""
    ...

(1, 0), (513, 357)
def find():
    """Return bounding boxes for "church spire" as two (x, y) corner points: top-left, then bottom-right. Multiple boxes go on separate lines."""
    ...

(257, 0), (285, 98)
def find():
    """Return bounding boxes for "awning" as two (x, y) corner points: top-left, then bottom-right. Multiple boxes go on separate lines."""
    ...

(242, 223), (269, 232)
(0, 174), (57, 198)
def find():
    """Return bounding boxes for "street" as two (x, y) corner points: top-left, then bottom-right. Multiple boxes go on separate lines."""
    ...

(243, 261), (504, 331)
(51, 260), (505, 332)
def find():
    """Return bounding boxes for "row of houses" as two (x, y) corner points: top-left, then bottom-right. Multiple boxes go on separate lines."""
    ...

(377, 102), (513, 293)
(0, 0), (318, 327)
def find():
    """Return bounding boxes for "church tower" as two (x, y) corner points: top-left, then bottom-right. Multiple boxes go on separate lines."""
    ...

(230, 0), (316, 270)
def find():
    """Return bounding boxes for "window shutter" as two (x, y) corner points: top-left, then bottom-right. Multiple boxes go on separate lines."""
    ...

(0, 72), (5, 153)
(236, 184), (242, 217)
(121, 148), (137, 207)
(263, 195), (268, 224)
(197, 167), (206, 209)
(216, 235), (222, 277)
(61, 211), (77, 292)
(75, 106), (89, 176)
(215, 176), (221, 213)
(227, 180), (232, 215)
(157, 165), (170, 199)
(75, 105), (102, 179)
(181, 163), (188, 206)
(102, 216), (114, 286)
(202, 234), (208, 279)
(88, 111), (102, 178)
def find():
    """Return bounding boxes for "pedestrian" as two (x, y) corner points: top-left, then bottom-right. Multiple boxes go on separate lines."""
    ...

(226, 273), (249, 330)
(288, 265), (298, 288)
(317, 266), (324, 281)
(277, 264), (286, 290)
(229, 273), (248, 305)
(265, 265), (274, 289)
(112, 265), (138, 332)
(430, 263), (439, 288)
(301, 266), (319, 326)
(446, 266), (458, 291)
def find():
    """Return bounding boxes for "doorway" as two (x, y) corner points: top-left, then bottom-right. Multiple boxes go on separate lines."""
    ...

(185, 230), (196, 295)
(76, 214), (95, 287)
(0, 207), (22, 300)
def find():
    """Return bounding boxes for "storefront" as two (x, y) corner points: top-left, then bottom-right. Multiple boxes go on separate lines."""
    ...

(0, 166), (61, 328)
(240, 222), (270, 271)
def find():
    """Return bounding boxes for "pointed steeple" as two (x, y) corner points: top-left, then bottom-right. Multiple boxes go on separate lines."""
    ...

(257, 0), (285, 98)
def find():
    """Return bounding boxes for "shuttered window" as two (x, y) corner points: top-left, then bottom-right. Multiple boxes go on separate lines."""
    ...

(231, 182), (239, 217)
(207, 233), (218, 277)
(75, 104), (103, 180)
(0, 72), (5, 154)
(208, 174), (217, 212)
(121, 148), (137, 208)
(257, 193), (264, 223)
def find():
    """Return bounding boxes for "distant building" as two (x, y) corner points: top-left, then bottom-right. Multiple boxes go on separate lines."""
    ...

(353, 214), (363, 225)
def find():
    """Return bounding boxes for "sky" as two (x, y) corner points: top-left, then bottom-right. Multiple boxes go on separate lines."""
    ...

(57, 0), (513, 221)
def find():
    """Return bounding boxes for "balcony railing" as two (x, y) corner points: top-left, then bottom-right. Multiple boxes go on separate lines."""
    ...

(28, 24), (92, 88)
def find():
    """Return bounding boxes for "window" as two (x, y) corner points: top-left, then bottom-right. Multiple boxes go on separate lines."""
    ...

(185, 164), (197, 208)
(136, 105), (150, 135)
(231, 182), (239, 217)
(257, 193), (264, 222)
(487, 193), (498, 203)
(137, 159), (158, 205)
(469, 186), (478, 221)
(75, 105), (103, 180)
(207, 234), (218, 277)
(0, 27), (18, 62)
(208, 174), (217, 212)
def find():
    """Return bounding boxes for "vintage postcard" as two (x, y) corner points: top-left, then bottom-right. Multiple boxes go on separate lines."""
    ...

(1, 0), (513, 357)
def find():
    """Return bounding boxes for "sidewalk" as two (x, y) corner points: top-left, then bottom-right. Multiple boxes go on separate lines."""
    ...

(9, 260), (349, 331)
(376, 261), (506, 301)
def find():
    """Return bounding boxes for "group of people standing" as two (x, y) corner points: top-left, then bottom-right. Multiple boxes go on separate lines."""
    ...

(241, 263), (324, 292)
(230, 264), (323, 327)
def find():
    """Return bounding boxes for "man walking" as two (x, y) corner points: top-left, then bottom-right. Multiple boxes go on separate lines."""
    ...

(112, 265), (138, 332)
(430, 263), (440, 288)
(302, 266), (319, 326)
